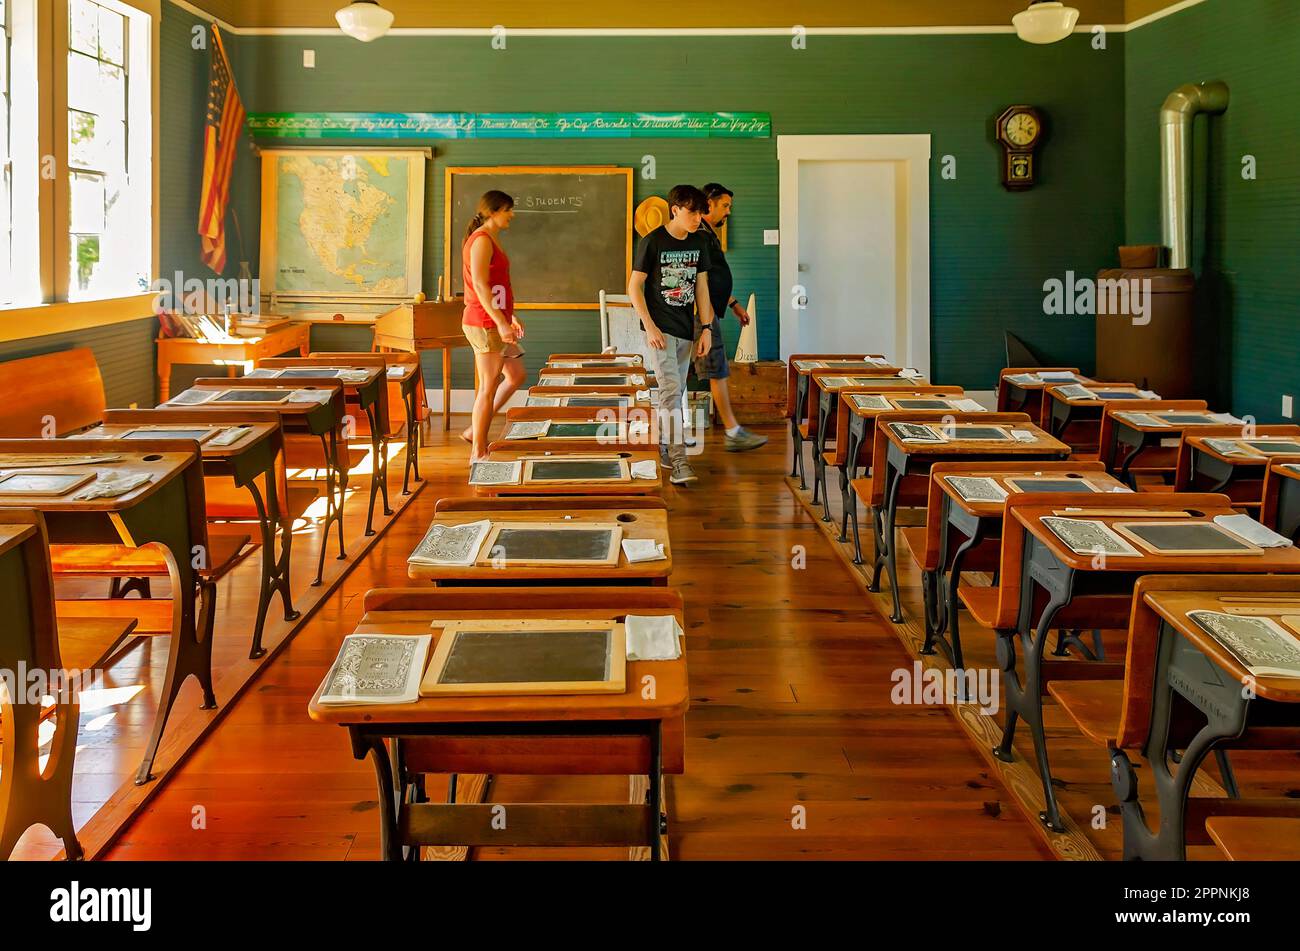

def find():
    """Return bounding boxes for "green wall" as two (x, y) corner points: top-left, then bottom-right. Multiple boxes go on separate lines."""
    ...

(1125, 0), (1299, 422)
(212, 28), (1128, 391)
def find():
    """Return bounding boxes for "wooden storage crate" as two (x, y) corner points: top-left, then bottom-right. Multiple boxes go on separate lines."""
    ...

(723, 361), (786, 424)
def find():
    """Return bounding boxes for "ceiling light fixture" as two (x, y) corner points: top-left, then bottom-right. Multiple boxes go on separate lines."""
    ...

(1013, 0), (1081, 44)
(335, 0), (394, 42)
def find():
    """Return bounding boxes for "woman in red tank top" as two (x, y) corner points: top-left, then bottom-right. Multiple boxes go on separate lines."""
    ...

(461, 190), (526, 458)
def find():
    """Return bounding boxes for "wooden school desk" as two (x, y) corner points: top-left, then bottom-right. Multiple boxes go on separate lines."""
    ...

(77, 410), (295, 658)
(544, 356), (646, 372)
(251, 359), (393, 536)
(819, 385), (967, 526)
(1261, 459), (1300, 542)
(833, 388), (966, 557)
(870, 412), (1069, 624)
(786, 354), (891, 485)
(311, 351), (426, 496)
(922, 461), (1123, 668)
(996, 367), (1091, 420)
(499, 406), (659, 449)
(526, 385), (652, 411)
(1096, 400), (1221, 488)
(1050, 574), (1300, 861)
(471, 447), (663, 498)
(308, 586), (689, 861)
(536, 367), (656, 390)
(370, 300), (469, 433)
(547, 352), (643, 363)
(0, 440), (211, 784)
(1176, 425), (1300, 512)
(0, 511), (86, 861)
(160, 379), (349, 585)
(1043, 381), (1153, 453)
(995, 494), (1300, 832)
(156, 319), (310, 402)
(412, 497), (671, 586)
(806, 370), (932, 510)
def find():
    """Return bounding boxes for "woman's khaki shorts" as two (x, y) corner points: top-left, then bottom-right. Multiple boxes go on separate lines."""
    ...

(463, 324), (525, 358)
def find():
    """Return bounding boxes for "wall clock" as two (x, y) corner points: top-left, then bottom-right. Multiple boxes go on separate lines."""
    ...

(995, 105), (1045, 190)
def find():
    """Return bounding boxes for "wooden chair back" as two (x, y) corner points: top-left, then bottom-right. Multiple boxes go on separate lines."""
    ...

(0, 347), (106, 437)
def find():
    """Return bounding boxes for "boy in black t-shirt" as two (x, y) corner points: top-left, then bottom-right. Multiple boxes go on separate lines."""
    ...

(627, 184), (717, 485)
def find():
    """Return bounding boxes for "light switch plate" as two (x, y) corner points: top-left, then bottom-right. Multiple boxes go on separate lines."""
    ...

(763, 230), (780, 245)
(303, 49), (316, 68)
(1284, 394), (1294, 418)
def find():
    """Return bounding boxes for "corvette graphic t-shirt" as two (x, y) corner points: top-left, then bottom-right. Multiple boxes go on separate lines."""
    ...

(632, 225), (712, 341)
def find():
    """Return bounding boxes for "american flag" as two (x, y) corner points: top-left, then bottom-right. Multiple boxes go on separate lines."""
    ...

(198, 24), (245, 274)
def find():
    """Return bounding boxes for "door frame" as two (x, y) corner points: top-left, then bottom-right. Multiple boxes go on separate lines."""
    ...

(777, 134), (932, 376)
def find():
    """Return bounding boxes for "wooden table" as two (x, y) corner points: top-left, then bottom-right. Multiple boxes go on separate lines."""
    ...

(1109, 577), (1300, 860)
(249, 360), (393, 535)
(805, 370), (930, 507)
(526, 385), (652, 411)
(308, 586), (689, 861)
(875, 415), (1070, 623)
(1003, 497), (1300, 832)
(0, 440), (209, 784)
(927, 461), (1125, 667)
(75, 412), (294, 658)
(159, 381), (349, 585)
(410, 498), (671, 586)
(996, 368), (1091, 421)
(372, 302), (471, 432)
(156, 321), (309, 402)
(472, 447), (663, 497)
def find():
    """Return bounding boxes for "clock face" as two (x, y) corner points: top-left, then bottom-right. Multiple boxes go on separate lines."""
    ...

(1003, 112), (1039, 147)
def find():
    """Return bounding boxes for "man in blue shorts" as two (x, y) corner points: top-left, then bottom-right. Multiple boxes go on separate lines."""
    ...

(696, 183), (768, 452)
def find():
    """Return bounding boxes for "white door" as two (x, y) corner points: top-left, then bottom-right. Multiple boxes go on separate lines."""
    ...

(796, 160), (897, 356)
(777, 135), (931, 375)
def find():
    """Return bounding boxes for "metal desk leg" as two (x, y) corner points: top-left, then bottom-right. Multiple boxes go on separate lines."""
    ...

(647, 721), (663, 862)
(353, 732), (402, 861)
(880, 462), (906, 623)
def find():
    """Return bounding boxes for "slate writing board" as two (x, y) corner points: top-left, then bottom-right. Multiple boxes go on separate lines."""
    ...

(1095, 391), (1143, 400)
(894, 399), (951, 410)
(952, 427), (1012, 441)
(436, 628), (611, 685)
(1244, 441), (1300, 455)
(446, 167), (632, 309)
(565, 397), (626, 408)
(572, 376), (630, 387)
(1004, 477), (1097, 493)
(213, 390), (292, 403)
(548, 422), (613, 438)
(1155, 414), (1212, 425)
(529, 459), (625, 482)
(1120, 522), (1253, 553)
(488, 526), (616, 562)
(121, 428), (212, 442)
(276, 368), (344, 378)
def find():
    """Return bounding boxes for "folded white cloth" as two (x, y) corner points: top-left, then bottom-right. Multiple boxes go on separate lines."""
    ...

(73, 471), (153, 500)
(1137, 389), (1161, 400)
(1215, 514), (1293, 548)
(1038, 371), (1076, 382)
(952, 398), (987, 412)
(621, 538), (667, 563)
(624, 614), (683, 660)
(899, 367), (924, 379)
(630, 459), (658, 480)
(387, 366), (406, 377)
(288, 389), (333, 404)
(1209, 412), (1245, 424)
(209, 426), (251, 447)
(635, 390), (652, 403)
(338, 369), (371, 383)
(1010, 430), (1038, 442)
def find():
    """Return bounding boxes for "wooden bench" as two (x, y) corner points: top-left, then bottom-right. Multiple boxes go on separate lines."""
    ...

(0, 347), (106, 437)
(1206, 817), (1300, 860)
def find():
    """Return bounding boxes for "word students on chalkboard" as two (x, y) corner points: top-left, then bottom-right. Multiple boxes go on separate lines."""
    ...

(461, 190), (528, 461)
(627, 184), (717, 487)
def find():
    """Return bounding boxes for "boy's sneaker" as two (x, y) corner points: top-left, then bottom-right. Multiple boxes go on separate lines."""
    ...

(670, 459), (698, 485)
(659, 445), (672, 469)
(725, 427), (769, 452)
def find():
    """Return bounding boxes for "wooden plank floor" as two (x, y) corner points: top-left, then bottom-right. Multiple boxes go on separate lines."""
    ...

(101, 419), (1052, 860)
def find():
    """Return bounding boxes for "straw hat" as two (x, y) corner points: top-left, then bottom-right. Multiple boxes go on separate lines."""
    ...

(634, 196), (670, 237)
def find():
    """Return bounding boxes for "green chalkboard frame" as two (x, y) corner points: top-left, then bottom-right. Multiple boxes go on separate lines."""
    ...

(445, 166), (633, 310)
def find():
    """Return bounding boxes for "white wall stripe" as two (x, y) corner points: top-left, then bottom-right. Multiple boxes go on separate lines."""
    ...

(164, 0), (1206, 38)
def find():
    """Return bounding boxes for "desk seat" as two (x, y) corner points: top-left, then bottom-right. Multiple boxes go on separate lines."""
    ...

(1206, 817), (1300, 861)
(957, 586), (999, 628)
(849, 477), (929, 508)
(57, 598), (172, 638)
(55, 616), (141, 672)
(49, 533), (253, 581)
(798, 421), (813, 439)
(900, 527), (927, 569)
(1046, 680), (1122, 747)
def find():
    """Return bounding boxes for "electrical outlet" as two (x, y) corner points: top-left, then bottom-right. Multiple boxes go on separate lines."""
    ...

(303, 49), (316, 68)
(1284, 394), (1294, 418)
(763, 230), (780, 246)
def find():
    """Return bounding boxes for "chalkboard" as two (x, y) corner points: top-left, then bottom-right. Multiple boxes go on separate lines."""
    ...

(953, 427), (1013, 441)
(1245, 441), (1300, 455)
(894, 399), (951, 410)
(1156, 413), (1212, 425)
(445, 166), (633, 309)
(420, 620), (626, 696)
(565, 397), (627, 408)
(1117, 521), (1256, 554)
(548, 422), (616, 439)
(1004, 477), (1098, 494)
(526, 459), (628, 483)
(481, 522), (622, 565)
